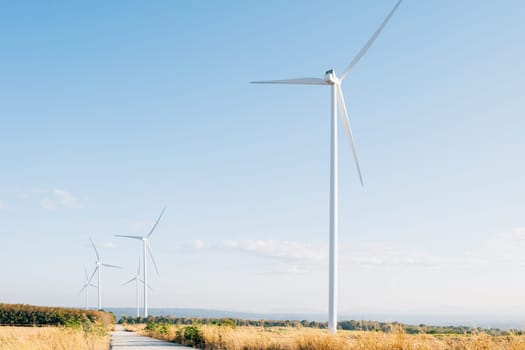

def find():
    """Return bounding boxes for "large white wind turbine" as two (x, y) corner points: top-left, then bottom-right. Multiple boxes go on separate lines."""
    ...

(116, 207), (165, 317)
(251, 0), (402, 334)
(121, 256), (153, 318)
(89, 238), (122, 310)
(79, 266), (97, 310)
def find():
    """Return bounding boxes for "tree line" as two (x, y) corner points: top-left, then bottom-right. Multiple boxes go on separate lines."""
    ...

(119, 315), (521, 336)
(0, 303), (115, 327)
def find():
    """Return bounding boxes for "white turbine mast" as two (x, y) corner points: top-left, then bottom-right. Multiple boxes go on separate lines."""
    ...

(251, 0), (402, 334)
(121, 256), (154, 318)
(79, 266), (97, 310)
(89, 237), (123, 310)
(116, 207), (165, 318)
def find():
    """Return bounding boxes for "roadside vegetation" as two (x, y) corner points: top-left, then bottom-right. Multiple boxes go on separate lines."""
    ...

(0, 304), (113, 350)
(0, 304), (114, 328)
(119, 315), (522, 336)
(0, 326), (109, 350)
(122, 318), (525, 350)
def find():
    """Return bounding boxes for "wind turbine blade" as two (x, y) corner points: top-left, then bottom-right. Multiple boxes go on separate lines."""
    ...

(146, 207), (166, 238)
(88, 267), (98, 283)
(137, 256), (141, 276)
(336, 86), (364, 186)
(89, 237), (100, 261)
(79, 284), (88, 294)
(146, 242), (160, 276)
(115, 235), (142, 240)
(101, 263), (123, 269)
(84, 266), (88, 281)
(121, 277), (137, 286)
(139, 278), (154, 291)
(340, 0), (402, 80)
(251, 78), (328, 85)
(89, 283), (97, 288)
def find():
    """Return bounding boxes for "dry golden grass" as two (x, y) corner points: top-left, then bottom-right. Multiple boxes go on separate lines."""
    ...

(128, 323), (525, 350)
(0, 326), (109, 350)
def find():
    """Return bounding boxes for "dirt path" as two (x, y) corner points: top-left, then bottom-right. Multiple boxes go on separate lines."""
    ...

(110, 325), (193, 349)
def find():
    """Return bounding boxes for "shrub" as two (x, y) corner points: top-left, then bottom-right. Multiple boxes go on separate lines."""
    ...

(184, 325), (203, 346)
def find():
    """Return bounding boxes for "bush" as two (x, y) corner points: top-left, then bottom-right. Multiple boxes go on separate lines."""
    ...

(183, 325), (203, 346)
(0, 303), (115, 328)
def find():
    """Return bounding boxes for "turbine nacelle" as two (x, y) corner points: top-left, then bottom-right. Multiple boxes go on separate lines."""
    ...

(324, 69), (340, 85)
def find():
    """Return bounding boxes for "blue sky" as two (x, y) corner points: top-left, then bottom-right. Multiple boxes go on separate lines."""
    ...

(1, 0), (525, 318)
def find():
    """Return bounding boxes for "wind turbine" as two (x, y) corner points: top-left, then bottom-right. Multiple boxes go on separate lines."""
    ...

(121, 256), (153, 318)
(79, 266), (97, 310)
(89, 238), (123, 310)
(116, 207), (165, 317)
(251, 0), (402, 334)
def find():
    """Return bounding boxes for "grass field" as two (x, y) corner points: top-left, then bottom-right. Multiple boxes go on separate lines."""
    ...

(127, 323), (525, 350)
(0, 326), (110, 350)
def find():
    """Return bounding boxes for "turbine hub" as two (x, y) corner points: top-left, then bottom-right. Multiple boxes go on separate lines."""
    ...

(324, 69), (340, 84)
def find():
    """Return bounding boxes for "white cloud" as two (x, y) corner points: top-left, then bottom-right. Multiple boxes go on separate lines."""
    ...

(342, 244), (455, 269)
(192, 239), (324, 274)
(510, 227), (525, 238)
(192, 239), (324, 261)
(34, 188), (81, 210)
(470, 227), (525, 266)
(192, 227), (525, 275)
(193, 239), (206, 250)
(100, 241), (117, 249)
(220, 239), (325, 262)
(192, 238), (454, 274)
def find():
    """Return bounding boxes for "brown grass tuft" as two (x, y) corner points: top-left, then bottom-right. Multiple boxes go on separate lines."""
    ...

(0, 326), (109, 350)
(130, 323), (525, 350)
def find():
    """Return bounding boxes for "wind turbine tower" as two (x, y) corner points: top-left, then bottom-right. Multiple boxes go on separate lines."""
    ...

(116, 207), (165, 317)
(251, 0), (402, 333)
(79, 266), (97, 310)
(122, 256), (152, 318)
(89, 238), (122, 310)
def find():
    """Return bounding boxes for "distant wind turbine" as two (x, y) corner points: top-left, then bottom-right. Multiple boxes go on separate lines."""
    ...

(79, 266), (97, 310)
(121, 256), (153, 318)
(116, 207), (165, 317)
(251, 0), (402, 334)
(89, 238), (122, 310)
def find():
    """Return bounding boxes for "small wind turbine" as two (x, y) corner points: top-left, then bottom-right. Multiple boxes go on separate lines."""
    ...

(121, 256), (153, 318)
(79, 266), (97, 310)
(251, 0), (402, 334)
(116, 207), (165, 317)
(89, 238), (122, 310)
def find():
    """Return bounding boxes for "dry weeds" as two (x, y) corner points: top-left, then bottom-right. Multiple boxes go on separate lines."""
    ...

(0, 326), (109, 350)
(128, 323), (525, 350)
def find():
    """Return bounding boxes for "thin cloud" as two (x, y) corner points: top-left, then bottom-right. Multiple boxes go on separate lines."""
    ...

(34, 188), (81, 210)
(220, 239), (325, 262)
(192, 239), (325, 274)
(192, 229), (525, 273)
(100, 241), (117, 249)
(193, 239), (206, 251)
(193, 238), (455, 273)
(470, 227), (525, 267)
(0, 200), (6, 209)
(341, 244), (456, 269)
